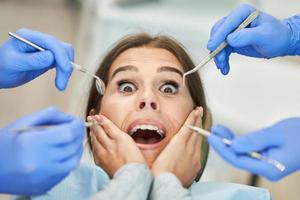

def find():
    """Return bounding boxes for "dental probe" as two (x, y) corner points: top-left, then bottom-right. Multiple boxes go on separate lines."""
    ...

(8, 32), (105, 95)
(182, 10), (260, 85)
(185, 124), (286, 172)
(12, 121), (103, 134)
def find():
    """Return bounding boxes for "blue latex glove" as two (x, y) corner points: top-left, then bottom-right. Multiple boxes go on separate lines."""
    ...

(207, 4), (300, 75)
(0, 28), (74, 90)
(208, 118), (300, 181)
(0, 107), (84, 195)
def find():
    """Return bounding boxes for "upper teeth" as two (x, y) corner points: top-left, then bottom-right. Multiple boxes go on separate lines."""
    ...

(129, 124), (164, 138)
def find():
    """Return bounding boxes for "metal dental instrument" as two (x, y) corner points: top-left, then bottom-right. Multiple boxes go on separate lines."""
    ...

(12, 121), (103, 134)
(8, 32), (105, 95)
(182, 10), (260, 85)
(185, 124), (286, 172)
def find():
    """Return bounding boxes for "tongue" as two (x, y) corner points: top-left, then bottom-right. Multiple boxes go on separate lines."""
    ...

(134, 137), (161, 144)
(132, 130), (162, 144)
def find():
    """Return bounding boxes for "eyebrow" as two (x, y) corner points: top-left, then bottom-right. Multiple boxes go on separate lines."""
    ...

(112, 65), (138, 78)
(111, 65), (183, 78)
(157, 66), (183, 77)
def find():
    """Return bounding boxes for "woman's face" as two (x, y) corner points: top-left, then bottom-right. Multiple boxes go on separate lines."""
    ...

(99, 47), (194, 167)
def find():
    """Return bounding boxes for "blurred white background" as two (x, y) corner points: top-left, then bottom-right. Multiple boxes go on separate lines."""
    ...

(0, 0), (299, 199)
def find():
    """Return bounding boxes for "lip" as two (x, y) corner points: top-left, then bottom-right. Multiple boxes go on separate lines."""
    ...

(126, 119), (167, 150)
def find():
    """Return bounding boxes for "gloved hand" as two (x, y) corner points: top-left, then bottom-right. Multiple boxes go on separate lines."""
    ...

(0, 28), (74, 90)
(0, 107), (84, 195)
(207, 4), (300, 75)
(208, 118), (300, 181)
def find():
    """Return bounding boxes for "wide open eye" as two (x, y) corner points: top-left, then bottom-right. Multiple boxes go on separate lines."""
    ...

(159, 81), (179, 94)
(118, 81), (137, 93)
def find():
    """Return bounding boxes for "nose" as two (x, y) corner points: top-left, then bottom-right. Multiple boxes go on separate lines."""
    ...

(139, 101), (157, 110)
(137, 89), (159, 111)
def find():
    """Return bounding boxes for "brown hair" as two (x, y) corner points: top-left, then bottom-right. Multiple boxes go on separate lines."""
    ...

(86, 33), (211, 180)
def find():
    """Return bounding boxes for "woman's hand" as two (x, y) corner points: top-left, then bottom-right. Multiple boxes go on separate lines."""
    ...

(88, 114), (146, 178)
(151, 107), (203, 188)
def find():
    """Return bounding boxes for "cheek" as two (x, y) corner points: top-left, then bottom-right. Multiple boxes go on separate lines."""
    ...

(100, 94), (136, 127)
(161, 96), (194, 135)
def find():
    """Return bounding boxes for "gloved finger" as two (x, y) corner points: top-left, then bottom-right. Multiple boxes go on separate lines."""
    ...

(220, 47), (231, 75)
(213, 51), (227, 69)
(22, 67), (51, 84)
(212, 46), (232, 75)
(227, 26), (267, 48)
(16, 28), (73, 91)
(207, 17), (226, 51)
(62, 42), (74, 61)
(5, 106), (74, 129)
(207, 4), (256, 50)
(208, 134), (283, 181)
(37, 118), (84, 145)
(13, 50), (54, 71)
(220, 59), (230, 75)
(211, 124), (235, 140)
(64, 139), (84, 163)
(55, 42), (74, 92)
(208, 134), (238, 162)
(40, 172), (70, 194)
(208, 133), (268, 173)
(220, 151), (283, 182)
(53, 152), (82, 176)
(51, 134), (84, 162)
(231, 128), (285, 153)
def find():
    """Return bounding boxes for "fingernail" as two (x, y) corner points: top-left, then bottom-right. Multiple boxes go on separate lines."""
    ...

(87, 116), (92, 122)
(95, 115), (105, 123)
(197, 107), (203, 117)
(194, 108), (200, 117)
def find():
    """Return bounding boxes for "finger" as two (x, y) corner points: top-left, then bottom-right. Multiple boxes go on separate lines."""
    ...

(210, 124), (235, 140)
(88, 115), (108, 148)
(36, 118), (84, 145)
(208, 134), (239, 163)
(51, 134), (84, 162)
(190, 107), (203, 148)
(96, 115), (126, 140)
(6, 106), (74, 129)
(229, 155), (283, 182)
(231, 128), (285, 153)
(90, 117), (112, 148)
(207, 17), (226, 51)
(227, 26), (267, 48)
(208, 134), (283, 181)
(62, 42), (74, 61)
(195, 135), (201, 156)
(214, 51), (227, 69)
(220, 54), (231, 75)
(16, 28), (73, 91)
(14, 50), (54, 71)
(60, 42), (74, 89)
(90, 132), (106, 165)
(176, 108), (199, 142)
(207, 4), (256, 50)
(53, 153), (82, 175)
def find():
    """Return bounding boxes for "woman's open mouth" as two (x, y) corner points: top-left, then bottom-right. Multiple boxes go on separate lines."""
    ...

(127, 120), (166, 150)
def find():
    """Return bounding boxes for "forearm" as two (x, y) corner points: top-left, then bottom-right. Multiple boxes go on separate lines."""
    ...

(284, 14), (300, 56)
(89, 163), (152, 200)
(149, 173), (192, 200)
